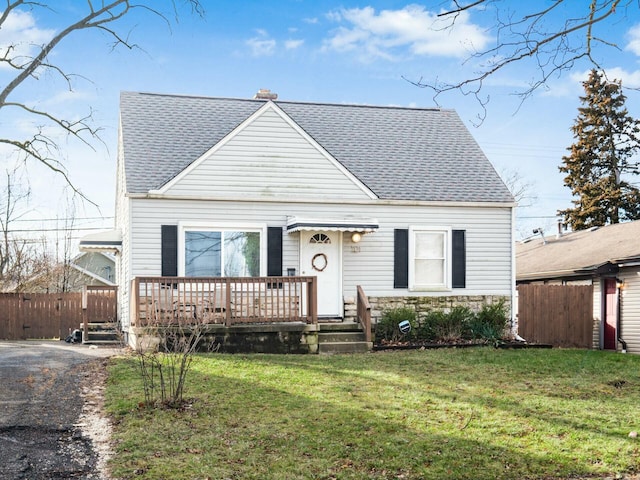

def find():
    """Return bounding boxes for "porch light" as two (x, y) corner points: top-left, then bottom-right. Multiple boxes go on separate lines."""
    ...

(351, 232), (362, 243)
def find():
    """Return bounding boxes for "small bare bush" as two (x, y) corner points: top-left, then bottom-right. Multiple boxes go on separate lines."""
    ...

(136, 322), (217, 408)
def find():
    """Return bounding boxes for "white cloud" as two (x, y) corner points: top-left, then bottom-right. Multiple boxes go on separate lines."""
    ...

(323, 5), (489, 61)
(246, 30), (303, 56)
(599, 67), (640, 88)
(41, 89), (94, 107)
(626, 24), (640, 56)
(569, 67), (640, 89)
(541, 67), (640, 99)
(285, 39), (304, 50)
(246, 30), (276, 56)
(0, 9), (55, 68)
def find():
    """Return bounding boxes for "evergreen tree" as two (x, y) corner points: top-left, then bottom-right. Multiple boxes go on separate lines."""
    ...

(559, 69), (640, 230)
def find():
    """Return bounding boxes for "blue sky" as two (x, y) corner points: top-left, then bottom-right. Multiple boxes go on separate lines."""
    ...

(3, 1), (640, 242)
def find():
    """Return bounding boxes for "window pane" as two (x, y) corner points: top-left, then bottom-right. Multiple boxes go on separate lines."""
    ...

(414, 259), (445, 285)
(224, 231), (261, 277)
(415, 232), (444, 258)
(185, 231), (221, 277)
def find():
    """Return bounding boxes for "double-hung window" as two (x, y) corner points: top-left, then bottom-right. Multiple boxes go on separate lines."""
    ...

(408, 226), (451, 290)
(180, 225), (265, 277)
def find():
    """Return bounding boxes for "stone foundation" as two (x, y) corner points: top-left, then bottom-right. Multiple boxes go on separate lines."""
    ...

(344, 294), (512, 326)
(129, 323), (319, 354)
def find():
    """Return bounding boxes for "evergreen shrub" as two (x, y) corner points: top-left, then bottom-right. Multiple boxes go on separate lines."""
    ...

(375, 307), (417, 342)
(469, 300), (509, 341)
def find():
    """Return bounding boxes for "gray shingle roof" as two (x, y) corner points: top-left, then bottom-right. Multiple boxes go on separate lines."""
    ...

(120, 91), (514, 203)
(516, 221), (640, 281)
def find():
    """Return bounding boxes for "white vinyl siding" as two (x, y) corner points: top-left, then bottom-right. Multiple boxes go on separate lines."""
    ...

(115, 132), (131, 329)
(592, 279), (601, 349)
(619, 269), (640, 353)
(163, 107), (372, 201)
(126, 198), (513, 304)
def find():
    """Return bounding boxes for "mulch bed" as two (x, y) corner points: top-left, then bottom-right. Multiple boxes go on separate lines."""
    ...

(372, 340), (552, 352)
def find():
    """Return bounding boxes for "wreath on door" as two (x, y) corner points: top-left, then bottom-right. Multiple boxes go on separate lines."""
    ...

(311, 253), (328, 272)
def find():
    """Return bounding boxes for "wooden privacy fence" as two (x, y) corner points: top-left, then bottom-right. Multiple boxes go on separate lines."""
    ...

(0, 286), (117, 340)
(517, 284), (593, 348)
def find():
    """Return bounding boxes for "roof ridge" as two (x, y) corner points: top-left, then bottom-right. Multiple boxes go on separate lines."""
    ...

(121, 90), (444, 112)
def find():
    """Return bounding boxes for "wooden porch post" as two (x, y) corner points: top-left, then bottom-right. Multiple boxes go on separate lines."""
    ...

(225, 277), (232, 327)
(308, 277), (318, 324)
(130, 278), (139, 328)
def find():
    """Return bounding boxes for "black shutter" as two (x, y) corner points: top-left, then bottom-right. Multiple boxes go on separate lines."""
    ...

(394, 229), (409, 288)
(161, 225), (178, 277)
(267, 226), (283, 276)
(452, 229), (466, 289)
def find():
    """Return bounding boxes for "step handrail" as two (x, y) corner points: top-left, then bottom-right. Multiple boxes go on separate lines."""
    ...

(356, 285), (372, 343)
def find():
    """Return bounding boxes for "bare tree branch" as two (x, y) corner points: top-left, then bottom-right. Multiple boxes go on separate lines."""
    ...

(409, 0), (630, 118)
(0, 0), (204, 199)
(438, 0), (487, 18)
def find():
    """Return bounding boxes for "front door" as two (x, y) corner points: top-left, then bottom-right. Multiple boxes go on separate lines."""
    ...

(603, 278), (617, 350)
(300, 231), (342, 317)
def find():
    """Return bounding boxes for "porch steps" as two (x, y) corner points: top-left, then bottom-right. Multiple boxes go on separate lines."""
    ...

(318, 322), (373, 354)
(82, 322), (121, 345)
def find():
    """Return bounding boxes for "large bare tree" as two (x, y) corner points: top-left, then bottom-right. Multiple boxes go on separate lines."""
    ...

(411, 1), (633, 118)
(0, 1), (204, 192)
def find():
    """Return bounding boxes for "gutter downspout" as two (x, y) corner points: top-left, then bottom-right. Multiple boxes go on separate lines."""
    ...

(617, 280), (627, 353)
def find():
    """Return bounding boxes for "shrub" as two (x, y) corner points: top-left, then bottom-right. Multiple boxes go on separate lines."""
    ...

(470, 300), (509, 342)
(415, 310), (445, 341)
(375, 307), (417, 342)
(417, 306), (474, 342)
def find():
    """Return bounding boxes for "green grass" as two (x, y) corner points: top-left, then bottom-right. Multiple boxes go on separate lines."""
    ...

(105, 348), (640, 479)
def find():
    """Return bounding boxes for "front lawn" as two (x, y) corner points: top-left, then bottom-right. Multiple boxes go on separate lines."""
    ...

(105, 348), (640, 479)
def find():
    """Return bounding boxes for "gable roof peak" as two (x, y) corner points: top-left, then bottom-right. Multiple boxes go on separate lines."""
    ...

(119, 90), (513, 203)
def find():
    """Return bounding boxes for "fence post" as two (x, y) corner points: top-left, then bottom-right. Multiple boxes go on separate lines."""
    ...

(82, 286), (88, 343)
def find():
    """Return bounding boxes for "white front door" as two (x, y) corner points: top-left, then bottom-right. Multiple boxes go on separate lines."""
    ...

(300, 231), (342, 317)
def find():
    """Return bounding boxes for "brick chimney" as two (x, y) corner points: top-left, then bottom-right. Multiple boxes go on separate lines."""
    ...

(254, 89), (278, 100)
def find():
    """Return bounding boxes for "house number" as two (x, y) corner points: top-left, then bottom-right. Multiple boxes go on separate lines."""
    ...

(311, 253), (328, 272)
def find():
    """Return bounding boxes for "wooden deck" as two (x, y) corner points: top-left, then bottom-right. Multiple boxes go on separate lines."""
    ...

(130, 276), (318, 327)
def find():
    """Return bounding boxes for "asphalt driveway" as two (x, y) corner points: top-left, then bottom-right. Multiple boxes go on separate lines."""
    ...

(0, 340), (121, 479)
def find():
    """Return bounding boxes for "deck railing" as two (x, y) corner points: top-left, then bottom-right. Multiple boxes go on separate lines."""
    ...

(356, 285), (372, 343)
(130, 276), (317, 327)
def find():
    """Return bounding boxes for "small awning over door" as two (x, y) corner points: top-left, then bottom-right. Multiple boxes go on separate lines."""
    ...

(285, 216), (379, 234)
(79, 229), (122, 253)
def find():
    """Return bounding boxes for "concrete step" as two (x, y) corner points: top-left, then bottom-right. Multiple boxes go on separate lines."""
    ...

(318, 341), (373, 354)
(85, 322), (118, 331)
(84, 328), (120, 344)
(83, 339), (122, 346)
(318, 331), (367, 343)
(318, 321), (361, 332)
(317, 322), (372, 353)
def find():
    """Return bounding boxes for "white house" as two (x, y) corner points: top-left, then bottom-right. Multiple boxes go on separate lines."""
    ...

(81, 90), (515, 350)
